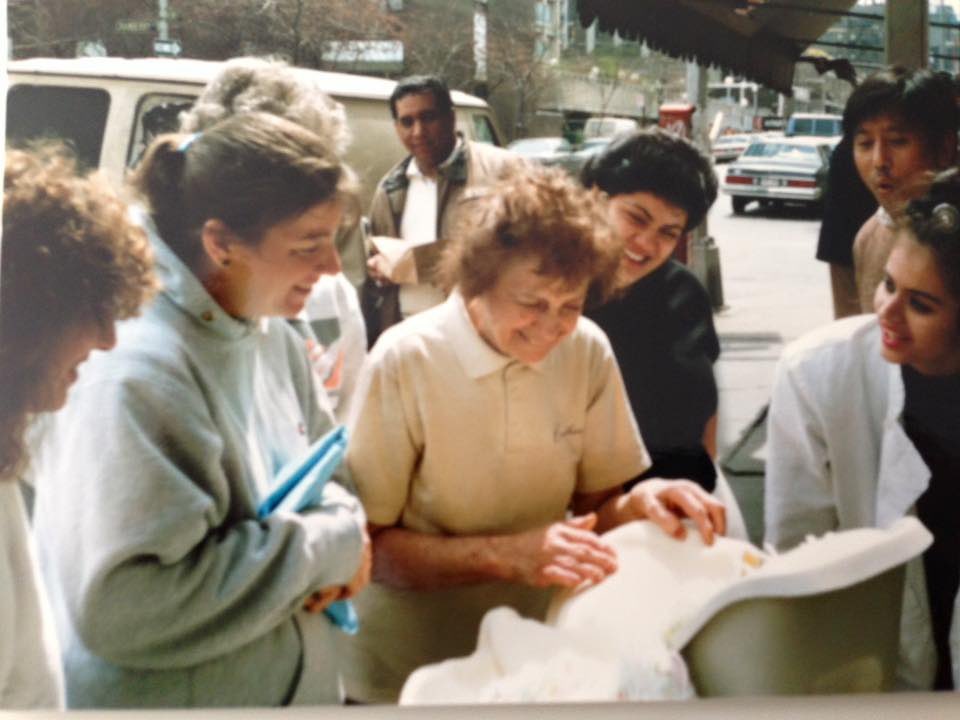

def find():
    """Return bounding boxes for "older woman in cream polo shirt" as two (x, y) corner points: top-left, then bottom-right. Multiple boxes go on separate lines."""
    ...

(343, 164), (726, 702)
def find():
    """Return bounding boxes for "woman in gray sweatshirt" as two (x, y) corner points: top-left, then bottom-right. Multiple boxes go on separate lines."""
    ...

(31, 112), (370, 708)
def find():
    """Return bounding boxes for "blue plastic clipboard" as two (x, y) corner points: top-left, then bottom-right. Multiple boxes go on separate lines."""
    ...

(257, 425), (359, 634)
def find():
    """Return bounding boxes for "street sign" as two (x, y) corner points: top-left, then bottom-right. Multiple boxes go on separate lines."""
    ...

(153, 39), (181, 57)
(116, 20), (154, 33)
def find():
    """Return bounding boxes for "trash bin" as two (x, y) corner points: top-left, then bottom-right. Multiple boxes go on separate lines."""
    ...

(658, 102), (696, 139)
(660, 102), (697, 266)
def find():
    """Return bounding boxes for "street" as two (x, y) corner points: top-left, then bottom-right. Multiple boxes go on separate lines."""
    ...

(708, 174), (833, 542)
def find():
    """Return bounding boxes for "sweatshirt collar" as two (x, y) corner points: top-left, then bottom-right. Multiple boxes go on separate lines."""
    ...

(137, 208), (262, 341)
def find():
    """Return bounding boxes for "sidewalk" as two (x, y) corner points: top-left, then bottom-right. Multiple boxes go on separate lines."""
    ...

(714, 331), (781, 545)
(705, 203), (834, 545)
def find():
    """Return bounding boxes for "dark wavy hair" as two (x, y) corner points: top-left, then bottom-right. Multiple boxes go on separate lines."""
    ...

(580, 128), (718, 232)
(1, 146), (158, 479)
(904, 167), (960, 302)
(842, 66), (959, 157)
(388, 75), (453, 119)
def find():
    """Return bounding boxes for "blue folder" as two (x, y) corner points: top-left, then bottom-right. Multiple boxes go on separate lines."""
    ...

(257, 425), (358, 634)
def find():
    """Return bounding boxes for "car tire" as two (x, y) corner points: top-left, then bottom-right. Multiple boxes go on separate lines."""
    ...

(732, 196), (748, 215)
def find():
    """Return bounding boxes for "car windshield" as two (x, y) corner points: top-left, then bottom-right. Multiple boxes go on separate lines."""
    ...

(507, 138), (569, 154)
(742, 142), (821, 164)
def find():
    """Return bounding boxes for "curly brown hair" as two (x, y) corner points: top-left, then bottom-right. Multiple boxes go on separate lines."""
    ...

(1, 145), (158, 480)
(438, 163), (621, 306)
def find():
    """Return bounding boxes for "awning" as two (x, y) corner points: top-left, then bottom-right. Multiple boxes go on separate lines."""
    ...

(577, 0), (861, 95)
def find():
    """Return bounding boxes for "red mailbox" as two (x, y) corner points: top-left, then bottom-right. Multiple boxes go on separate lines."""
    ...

(658, 102), (696, 139)
(658, 102), (697, 264)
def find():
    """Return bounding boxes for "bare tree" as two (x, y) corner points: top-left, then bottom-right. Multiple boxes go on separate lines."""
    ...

(8, 0), (153, 57)
(9, 0), (400, 69)
(396, 0), (474, 87)
(178, 0), (399, 68)
(485, 2), (550, 138)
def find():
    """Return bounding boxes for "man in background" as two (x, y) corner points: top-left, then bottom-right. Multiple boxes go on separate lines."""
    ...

(363, 75), (518, 344)
(845, 67), (958, 313)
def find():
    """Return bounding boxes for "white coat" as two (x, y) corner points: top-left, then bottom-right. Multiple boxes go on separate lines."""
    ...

(0, 480), (63, 708)
(764, 314), (956, 690)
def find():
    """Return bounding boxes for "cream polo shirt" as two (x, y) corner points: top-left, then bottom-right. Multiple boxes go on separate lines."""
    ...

(341, 291), (650, 701)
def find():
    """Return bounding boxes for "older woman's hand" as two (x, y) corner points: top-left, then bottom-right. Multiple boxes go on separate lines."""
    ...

(340, 527), (373, 600)
(302, 586), (342, 614)
(506, 513), (618, 589)
(622, 479), (726, 545)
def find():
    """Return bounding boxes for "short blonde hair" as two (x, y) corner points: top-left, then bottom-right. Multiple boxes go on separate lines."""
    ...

(438, 164), (620, 305)
(176, 57), (361, 232)
(179, 56), (351, 160)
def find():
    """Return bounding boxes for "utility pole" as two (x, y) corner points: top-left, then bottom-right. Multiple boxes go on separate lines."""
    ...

(885, 0), (928, 69)
(154, 0), (181, 57)
(686, 61), (725, 310)
(157, 0), (170, 43)
(473, 0), (489, 97)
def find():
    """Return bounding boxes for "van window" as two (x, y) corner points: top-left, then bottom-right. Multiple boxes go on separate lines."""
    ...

(471, 114), (499, 146)
(128, 94), (198, 169)
(814, 119), (842, 136)
(789, 118), (814, 136)
(786, 116), (841, 138)
(6, 85), (110, 171)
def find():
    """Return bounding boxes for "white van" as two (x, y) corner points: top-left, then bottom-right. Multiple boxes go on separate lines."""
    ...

(784, 112), (842, 139)
(6, 56), (505, 208)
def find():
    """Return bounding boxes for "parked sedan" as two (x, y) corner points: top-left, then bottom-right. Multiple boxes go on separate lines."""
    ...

(711, 133), (752, 163)
(722, 137), (831, 214)
(562, 136), (613, 176)
(506, 136), (574, 168)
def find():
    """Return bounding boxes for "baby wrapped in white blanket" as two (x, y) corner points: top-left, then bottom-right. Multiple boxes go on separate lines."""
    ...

(399, 517), (930, 704)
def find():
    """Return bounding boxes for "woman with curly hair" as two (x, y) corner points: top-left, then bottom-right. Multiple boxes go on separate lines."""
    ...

(0, 146), (157, 708)
(341, 164), (726, 702)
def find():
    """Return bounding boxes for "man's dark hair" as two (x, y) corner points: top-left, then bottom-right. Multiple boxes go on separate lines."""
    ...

(842, 66), (959, 153)
(580, 128), (718, 232)
(389, 75), (453, 119)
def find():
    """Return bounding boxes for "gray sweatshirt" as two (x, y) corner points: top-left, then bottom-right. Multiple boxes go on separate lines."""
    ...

(32, 234), (365, 708)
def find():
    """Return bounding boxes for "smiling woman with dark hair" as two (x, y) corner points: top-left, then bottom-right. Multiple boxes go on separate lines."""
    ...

(581, 128), (721, 491)
(1, 146), (157, 708)
(766, 167), (960, 691)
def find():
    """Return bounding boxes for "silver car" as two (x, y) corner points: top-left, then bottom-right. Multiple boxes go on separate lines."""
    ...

(506, 136), (574, 168)
(711, 133), (752, 163)
(722, 137), (831, 214)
